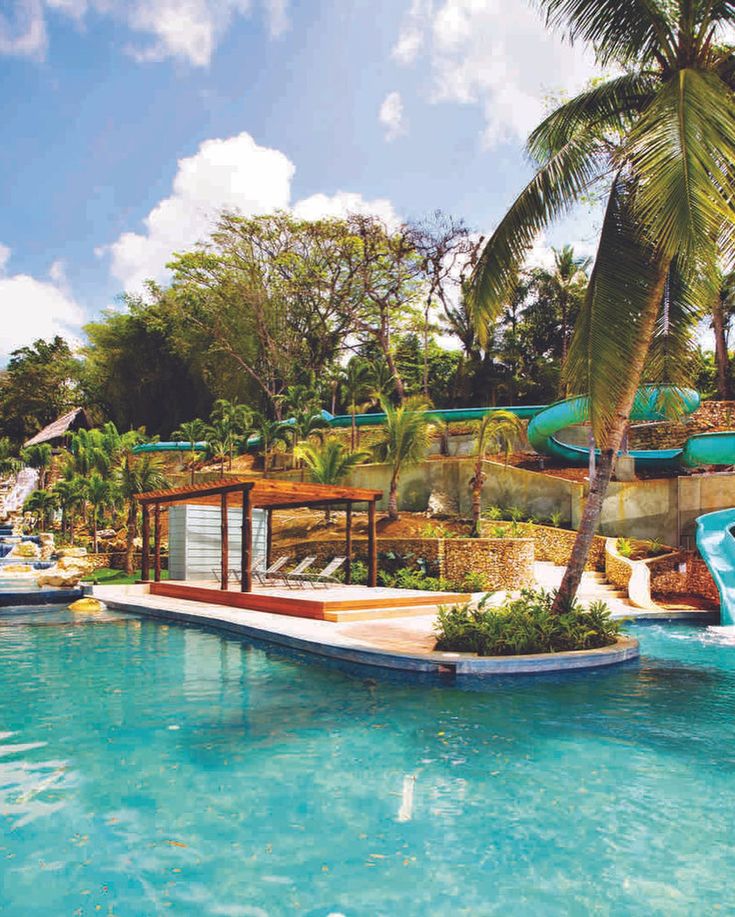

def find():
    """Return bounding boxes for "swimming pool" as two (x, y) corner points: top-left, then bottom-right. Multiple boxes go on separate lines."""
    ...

(1, 612), (733, 914)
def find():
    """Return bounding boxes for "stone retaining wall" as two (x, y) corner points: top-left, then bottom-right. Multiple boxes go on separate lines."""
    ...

(285, 535), (534, 589)
(286, 538), (444, 576)
(443, 538), (534, 591)
(482, 522), (606, 571)
(629, 400), (735, 451)
(647, 551), (719, 605)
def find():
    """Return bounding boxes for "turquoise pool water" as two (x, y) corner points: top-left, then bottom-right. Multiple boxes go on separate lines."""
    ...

(1, 613), (734, 915)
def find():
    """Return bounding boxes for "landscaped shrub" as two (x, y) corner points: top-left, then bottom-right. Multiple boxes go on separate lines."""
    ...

(378, 565), (489, 593)
(434, 589), (620, 656)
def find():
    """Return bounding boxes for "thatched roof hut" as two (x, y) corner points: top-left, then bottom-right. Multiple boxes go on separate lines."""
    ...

(23, 408), (91, 448)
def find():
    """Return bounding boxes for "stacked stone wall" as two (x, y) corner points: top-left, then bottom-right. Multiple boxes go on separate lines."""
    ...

(629, 401), (735, 451)
(443, 538), (534, 591)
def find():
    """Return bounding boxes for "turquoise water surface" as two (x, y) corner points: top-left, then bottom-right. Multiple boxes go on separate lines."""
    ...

(1, 610), (734, 915)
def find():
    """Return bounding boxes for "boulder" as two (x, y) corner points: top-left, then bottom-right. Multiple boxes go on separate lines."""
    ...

(426, 491), (459, 518)
(36, 569), (84, 588)
(9, 541), (40, 559)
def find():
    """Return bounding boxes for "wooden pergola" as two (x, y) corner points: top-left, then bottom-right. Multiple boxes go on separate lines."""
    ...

(135, 478), (383, 592)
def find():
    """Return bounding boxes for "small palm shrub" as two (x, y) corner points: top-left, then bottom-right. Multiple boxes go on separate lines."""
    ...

(434, 589), (620, 656)
(616, 537), (634, 558)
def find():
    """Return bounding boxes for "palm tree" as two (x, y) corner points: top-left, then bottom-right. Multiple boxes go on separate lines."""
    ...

(21, 443), (53, 490)
(295, 438), (370, 522)
(372, 396), (430, 521)
(468, 411), (525, 536)
(340, 358), (372, 451)
(250, 412), (290, 476)
(52, 475), (87, 544)
(208, 399), (252, 469)
(535, 245), (589, 386)
(23, 489), (58, 531)
(711, 270), (735, 400)
(205, 419), (237, 474)
(470, 0), (735, 612)
(116, 453), (168, 574)
(84, 473), (115, 553)
(173, 418), (207, 483)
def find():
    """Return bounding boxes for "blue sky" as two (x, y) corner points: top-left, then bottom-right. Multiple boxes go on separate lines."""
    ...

(0, 0), (601, 357)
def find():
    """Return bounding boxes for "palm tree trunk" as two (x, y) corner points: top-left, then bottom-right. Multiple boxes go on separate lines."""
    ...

(388, 468), (400, 521)
(93, 513), (98, 555)
(470, 461), (486, 537)
(551, 261), (669, 613)
(712, 298), (730, 400)
(351, 407), (356, 452)
(125, 503), (137, 575)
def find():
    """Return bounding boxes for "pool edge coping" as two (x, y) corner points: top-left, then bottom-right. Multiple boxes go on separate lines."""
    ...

(99, 590), (640, 678)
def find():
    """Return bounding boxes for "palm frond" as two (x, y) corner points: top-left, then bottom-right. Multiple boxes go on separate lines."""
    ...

(528, 72), (658, 161)
(564, 175), (668, 443)
(469, 133), (606, 341)
(623, 69), (735, 271)
(537, 0), (678, 67)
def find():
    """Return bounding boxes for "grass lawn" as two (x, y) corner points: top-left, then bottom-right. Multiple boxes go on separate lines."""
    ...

(90, 568), (170, 586)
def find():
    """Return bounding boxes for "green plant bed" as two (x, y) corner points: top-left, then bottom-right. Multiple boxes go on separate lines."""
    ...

(435, 589), (620, 656)
(90, 568), (171, 586)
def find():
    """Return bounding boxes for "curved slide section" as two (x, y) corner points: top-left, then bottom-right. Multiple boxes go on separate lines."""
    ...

(527, 387), (702, 471)
(696, 509), (735, 625)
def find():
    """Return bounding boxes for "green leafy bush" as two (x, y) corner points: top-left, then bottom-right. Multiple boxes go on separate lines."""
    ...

(434, 589), (620, 656)
(483, 505), (504, 521)
(616, 537), (634, 558)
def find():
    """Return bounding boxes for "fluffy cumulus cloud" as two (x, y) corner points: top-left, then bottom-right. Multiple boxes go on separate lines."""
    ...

(0, 247), (84, 355)
(378, 91), (406, 142)
(4, 0), (290, 66)
(101, 132), (400, 292)
(393, 0), (598, 147)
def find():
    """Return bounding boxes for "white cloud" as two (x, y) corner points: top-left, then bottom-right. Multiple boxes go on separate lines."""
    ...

(6, 0), (289, 65)
(0, 246), (84, 355)
(100, 132), (402, 292)
(293, 191), (399, 227)
(393, 0), (598, 148)
(378, 91), (406, 142)
(100, 132), (294, 290)
(0, 0), (46, 58)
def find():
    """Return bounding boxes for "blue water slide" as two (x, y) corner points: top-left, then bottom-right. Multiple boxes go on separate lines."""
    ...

(696, 509), (735, 624)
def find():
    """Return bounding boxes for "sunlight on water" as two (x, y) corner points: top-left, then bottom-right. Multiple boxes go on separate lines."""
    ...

(1, 614), (734, 914)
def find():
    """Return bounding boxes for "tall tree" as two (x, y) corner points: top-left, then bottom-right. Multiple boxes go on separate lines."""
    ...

(21, 444), (52, 490)
(115, 453), (168, 574)
(470, 0), (735, 612)
(0, 337), (84, 445)
(372, 396), (431, 521)
(172, 418), (207, 484)
(339, 358), (372, 450)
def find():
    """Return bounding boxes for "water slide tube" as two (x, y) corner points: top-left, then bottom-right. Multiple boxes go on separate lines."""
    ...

(132, 406), (545, 454)
(133, 385), (735, 471)
(696, 509), (735, 625)
(525, 386), (735, 471)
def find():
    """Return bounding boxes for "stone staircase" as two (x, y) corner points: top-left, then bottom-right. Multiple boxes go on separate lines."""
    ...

(533, 562), (635, 616)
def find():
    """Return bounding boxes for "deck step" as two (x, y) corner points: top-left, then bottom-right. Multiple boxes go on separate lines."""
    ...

(324, 605), (443, 623)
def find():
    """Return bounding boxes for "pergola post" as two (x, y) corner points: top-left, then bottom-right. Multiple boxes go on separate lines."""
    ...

(345, 501), (353, 585)
(367, 499), (377, 587)
(265, 508), (273, 566)
(241, 487), (253, 592)
(154, 504), (162, 582)
(141, 504), (151, 582)
(220, 493), (229, 590)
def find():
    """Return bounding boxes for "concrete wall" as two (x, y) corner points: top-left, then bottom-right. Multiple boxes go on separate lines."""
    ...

(278, 460), (735, 548)
(168, 504), (268, 580)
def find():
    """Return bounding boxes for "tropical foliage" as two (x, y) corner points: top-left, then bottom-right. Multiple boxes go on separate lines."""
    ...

(372, 396), (431, 520)
(435, 589), (620, 656)
(470, 0), (735, 610)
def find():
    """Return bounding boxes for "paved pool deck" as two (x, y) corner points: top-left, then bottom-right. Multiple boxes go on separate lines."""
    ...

(94, 584), (640, 678)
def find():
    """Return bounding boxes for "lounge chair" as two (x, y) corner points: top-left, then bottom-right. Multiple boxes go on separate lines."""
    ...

(282, 556), (317, 589)
(296, 556), (346, 589)
(254, 554), (290, 586)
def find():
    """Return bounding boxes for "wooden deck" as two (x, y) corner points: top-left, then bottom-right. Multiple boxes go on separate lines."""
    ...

(149, 580), (471, 622)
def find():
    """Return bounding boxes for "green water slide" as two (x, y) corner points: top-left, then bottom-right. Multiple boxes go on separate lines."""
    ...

(526, 386), (735, 470)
